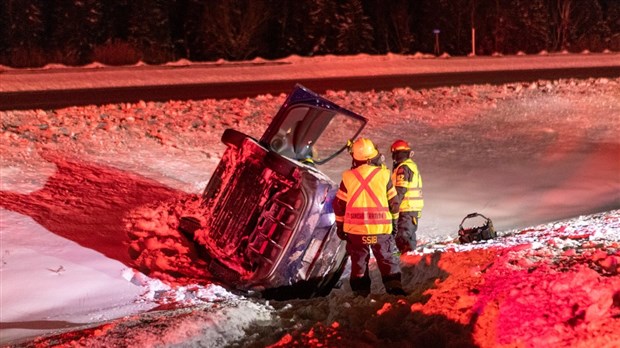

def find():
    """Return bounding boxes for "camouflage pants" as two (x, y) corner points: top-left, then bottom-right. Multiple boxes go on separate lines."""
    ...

(394, 211), (419, 253)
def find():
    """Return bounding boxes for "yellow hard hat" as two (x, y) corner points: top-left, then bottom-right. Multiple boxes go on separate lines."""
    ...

(351, 138), (379, 161)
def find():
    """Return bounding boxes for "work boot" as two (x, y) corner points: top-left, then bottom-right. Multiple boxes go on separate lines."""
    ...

(386, 286), (408, 296)
(350, 274), (371, 297)
(353, 289), (371, 297)
(383, 272), (408, 296)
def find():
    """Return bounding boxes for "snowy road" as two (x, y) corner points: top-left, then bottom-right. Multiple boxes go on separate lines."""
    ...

(2, 53), (620, 110)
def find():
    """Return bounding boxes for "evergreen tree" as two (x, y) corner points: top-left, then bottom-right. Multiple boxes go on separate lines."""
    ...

(362, 0), (389, 53)
(491, 0), (549, 54)
(547, 0), (609, 51)
(510, 0), (550, 53)
(200, 0), (270, 60)
(436, 0), (474, 55)
(569, 0), (608, 51)
(387, 0), (415, 53)
(0, 0), (47, 66)
(169, 0), (189, 59)
(262, 0), (308, 58)
(1, 0), (618, 67)
(0, 1), (7, 59)
(546, 0), (571, 51)
(100, 0), (130, 41)
(179, 0), (208, 61)
(490, 0), (510, 53)
(601, 0), (620, 34)
(601, 0), (620, 50)
(127, 0), (174, 63)
(335, 0), (374, 54)
(49, 0), (105, 65)
(304, 0), (339, 55)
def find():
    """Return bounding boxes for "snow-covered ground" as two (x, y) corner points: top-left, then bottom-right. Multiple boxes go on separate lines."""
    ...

(1, 55), (619, 347)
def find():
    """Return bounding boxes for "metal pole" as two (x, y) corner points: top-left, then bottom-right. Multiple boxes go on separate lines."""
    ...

(471, 28), (476, 56)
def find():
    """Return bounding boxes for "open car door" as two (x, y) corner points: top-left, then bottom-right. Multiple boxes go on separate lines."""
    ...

(260, 84), (367, 165)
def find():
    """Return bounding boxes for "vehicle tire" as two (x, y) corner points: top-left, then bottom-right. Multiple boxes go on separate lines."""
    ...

(178, 216), (201, 240)
(221, 128), (250, 148)
(207, 258), (241, 285)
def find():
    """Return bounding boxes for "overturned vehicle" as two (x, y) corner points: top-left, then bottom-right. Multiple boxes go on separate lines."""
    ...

(129, 85), (368, 299)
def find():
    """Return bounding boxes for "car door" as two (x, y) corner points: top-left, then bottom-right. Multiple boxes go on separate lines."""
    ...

(259, 84), (368, 165)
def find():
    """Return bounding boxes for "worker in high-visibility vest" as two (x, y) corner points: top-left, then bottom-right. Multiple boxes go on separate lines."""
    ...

(390, 139), (424, 253)
(333, 138), (406, 297)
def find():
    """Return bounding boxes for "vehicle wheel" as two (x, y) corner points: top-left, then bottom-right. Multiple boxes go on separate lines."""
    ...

(221, 128), (250, 148)
(178, 216), (201, 240)
(207, 258), (241, 285)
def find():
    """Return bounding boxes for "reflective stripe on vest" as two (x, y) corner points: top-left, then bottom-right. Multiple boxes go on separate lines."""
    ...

(392, 160), (424, 212)
(343, 166), (393, 235)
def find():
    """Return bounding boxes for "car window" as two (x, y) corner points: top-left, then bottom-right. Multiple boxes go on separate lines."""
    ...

(260, 85), (367, 164)
(267, 106), (365, 164)
(267, 106), (308, 159)
(311, 113), (365, 163)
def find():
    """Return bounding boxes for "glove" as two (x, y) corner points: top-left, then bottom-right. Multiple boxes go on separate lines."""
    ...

(336, 223), (347, 240)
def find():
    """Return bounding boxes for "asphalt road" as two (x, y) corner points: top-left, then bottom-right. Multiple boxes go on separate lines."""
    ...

(2, 54), (620, 110)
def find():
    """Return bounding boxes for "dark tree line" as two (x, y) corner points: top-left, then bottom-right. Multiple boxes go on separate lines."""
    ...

(1, 0), (618, 68)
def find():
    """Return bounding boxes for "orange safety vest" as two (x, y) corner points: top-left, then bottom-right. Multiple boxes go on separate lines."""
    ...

(392, 159), (424, 212)
(336, 164), (397, 235)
